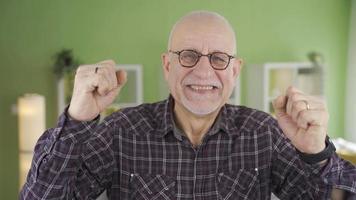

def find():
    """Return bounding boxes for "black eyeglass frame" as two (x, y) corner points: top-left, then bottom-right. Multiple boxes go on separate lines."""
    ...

(169, 49), (235, 70)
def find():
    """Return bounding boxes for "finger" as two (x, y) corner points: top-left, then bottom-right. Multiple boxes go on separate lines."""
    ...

(106, 84), (122, 99)
(76, 64), (96, 76)
(291, 100), (326, 122)
(296, 109), (328, 129)
(82, 72), (100, 92)
(272, 95), (287, 117)
(107, 67), (118, 88)
(76, 60), (115, 76)
(96, 66), (117, 90)
(74, 62), (118, 94)
(286, 93), (304, 116)
(98, 59), (116, 66)
(116, 70), (127, 86)
(93, 59), (116, 74)
(96, 75), (112, 96)
(286, 86), (303, 95)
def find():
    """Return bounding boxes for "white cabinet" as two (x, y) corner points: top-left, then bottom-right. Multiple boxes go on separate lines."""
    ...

(245, 62), (324, 114)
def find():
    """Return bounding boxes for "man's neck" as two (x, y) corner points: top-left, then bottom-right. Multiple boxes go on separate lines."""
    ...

(173, 103), (220, 147)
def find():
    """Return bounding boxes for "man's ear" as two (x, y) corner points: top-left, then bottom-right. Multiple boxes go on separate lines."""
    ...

(161, 52), (170, 81)
(232, 58), (243, 79)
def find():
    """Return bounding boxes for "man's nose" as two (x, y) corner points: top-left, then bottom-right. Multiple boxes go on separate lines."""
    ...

(192, 55), (214, 78)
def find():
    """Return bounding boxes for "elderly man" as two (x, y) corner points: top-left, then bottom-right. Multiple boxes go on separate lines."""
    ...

(20, 11), (355, 199)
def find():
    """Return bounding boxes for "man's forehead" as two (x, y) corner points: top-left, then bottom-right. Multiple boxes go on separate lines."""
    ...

(172, 35), (235, 54)
(168, 11), (236, 54)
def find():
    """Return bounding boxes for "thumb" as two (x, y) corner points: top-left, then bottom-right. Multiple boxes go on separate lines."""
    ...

(116, 70), (127, 86)
(272, 95), (287, 117)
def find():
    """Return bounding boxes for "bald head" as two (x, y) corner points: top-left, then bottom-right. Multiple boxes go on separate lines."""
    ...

(168, 11), (237, 55)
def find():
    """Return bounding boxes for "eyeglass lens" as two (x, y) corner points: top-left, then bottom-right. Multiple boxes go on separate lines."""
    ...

(179, 50), (230, 69)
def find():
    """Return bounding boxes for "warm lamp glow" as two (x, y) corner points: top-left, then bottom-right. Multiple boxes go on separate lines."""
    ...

(18, 94), (45, 189)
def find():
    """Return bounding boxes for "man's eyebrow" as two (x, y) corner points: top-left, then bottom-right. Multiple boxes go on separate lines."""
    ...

(177, 48), (230, 54)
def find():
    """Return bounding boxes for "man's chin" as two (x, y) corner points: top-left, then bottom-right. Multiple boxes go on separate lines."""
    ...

(182, 100), (221, 117)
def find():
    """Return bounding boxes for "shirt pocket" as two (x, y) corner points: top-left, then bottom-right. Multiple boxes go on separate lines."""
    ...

(129, 173), (176, 200)
(216, 168), (259, 200)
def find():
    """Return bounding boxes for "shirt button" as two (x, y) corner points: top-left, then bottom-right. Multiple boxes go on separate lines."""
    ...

(42, 158), (47, 163)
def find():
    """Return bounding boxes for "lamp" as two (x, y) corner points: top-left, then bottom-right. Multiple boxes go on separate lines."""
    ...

(18, 94), (45, 189)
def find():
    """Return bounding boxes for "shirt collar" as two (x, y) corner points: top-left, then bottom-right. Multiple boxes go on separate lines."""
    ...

(156, 95), (237, 139)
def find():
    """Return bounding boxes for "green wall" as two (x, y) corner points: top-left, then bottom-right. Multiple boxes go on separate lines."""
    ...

(0, 0), (351, 198)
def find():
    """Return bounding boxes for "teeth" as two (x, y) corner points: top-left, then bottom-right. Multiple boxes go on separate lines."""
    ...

(190, 85), (214, 90)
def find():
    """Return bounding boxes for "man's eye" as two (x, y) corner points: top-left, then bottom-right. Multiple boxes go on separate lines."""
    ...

(182, 53), (197, 62)
(212, 55), (227, 64)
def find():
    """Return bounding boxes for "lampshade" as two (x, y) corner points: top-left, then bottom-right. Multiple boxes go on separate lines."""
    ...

(18, 94), (45, 189)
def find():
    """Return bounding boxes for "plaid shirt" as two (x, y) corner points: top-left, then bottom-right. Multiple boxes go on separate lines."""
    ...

(20, 97), (356, 200)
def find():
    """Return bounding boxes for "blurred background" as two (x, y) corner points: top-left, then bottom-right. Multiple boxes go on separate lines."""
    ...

(0, 0), (355, 198)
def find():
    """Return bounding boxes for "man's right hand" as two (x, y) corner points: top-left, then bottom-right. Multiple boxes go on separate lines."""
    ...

(68, 60), (127, 121)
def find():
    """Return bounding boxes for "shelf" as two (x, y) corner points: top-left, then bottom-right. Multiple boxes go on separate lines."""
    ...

(246, 62), (324, 114)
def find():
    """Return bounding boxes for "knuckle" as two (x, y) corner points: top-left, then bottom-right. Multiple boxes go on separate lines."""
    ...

(102, 59), (116, 66)
(106, 59), (115, 64)
(299, 109), (307, 119)
(99, 66), (108, 74)
(97, 75), (107, 84)
(292, 101), (302, 112)
(98, 84), (109, 92)
(76, 65), (85, 73)
(108, 66), (116, 74)
(291, 93), (300, 102)
(76, 65), (92, 74)
(102, 65), (114, 74)
(287, 86), (294, 93)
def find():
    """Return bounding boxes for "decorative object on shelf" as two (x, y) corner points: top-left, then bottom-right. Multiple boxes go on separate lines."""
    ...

(307, 51), (324, 66)
(53, 49), (80, 79)
(18, 94), (46, 189)
(302, 52), (325, 95)
(53, 49), (81, 114)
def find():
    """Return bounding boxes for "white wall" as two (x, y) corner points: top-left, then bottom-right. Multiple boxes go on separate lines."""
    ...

(345, 0), (356, 142)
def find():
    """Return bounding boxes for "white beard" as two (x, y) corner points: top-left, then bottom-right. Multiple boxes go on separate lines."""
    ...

(181, 96), (220, 116)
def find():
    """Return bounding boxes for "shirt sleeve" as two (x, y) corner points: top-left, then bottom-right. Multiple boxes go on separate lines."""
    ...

(19, 108), (117, 200)
(320, 153), (356, 198)
(270, 122), (356, 199)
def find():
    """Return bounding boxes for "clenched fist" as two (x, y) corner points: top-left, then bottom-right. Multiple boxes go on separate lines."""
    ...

(273, 86), (329, 155)
(68, 60), (127, 121)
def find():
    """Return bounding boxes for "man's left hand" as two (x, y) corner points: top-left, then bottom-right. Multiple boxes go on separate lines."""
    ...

(272, 86), (329, 154)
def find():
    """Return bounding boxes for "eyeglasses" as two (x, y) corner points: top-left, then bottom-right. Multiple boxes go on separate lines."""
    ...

(169, 49), (235, 70)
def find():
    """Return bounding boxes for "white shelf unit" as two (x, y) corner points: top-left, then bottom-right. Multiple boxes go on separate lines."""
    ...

(246, 62), (324, 114)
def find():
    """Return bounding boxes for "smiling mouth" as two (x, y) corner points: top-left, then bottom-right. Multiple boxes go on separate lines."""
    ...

(187, 84), (219, 91)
